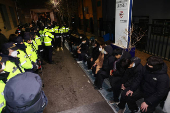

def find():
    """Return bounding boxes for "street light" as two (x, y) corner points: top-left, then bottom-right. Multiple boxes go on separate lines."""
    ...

(50, 0), (60, 8)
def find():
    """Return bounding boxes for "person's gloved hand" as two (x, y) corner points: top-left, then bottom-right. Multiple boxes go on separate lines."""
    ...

(32, 62), (38, 71)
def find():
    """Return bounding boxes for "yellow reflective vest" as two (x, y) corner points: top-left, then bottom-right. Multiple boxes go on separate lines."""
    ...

(4, 60), (24, 80)
(0, 80), (6, 112)
(54, 26), (60, 33)
(32, 40), (38, 51)
(24, 42), (38, 63)
(44, 32), (54, 46)
(39, 30), (44, 42)
(17, 49), (33, 70)
(35, 35), (42, 46)
(48, 28), (55, 33)
(66, 27), (69, 33)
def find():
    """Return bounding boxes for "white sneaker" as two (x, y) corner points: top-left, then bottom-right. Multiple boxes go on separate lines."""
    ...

(77, 61), (83, 63)
(133, 107), (140, 113)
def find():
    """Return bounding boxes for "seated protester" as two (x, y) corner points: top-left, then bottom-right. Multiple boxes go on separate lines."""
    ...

(113, 57), (143, 108)
(1, 43), (25, 81)
(23, 32), (38, 63)
(72, 35), (83, 55)
(77, 38), (88, 62)
(121, 57), (143, 90)
(86, 39), (94, 68)
(107, 48), (132, 92)
(14, 36), (38, 72)
(92, 43), (105, 76)
(68, 35), (75, 52)
(118, 56), (169, 113)
(3, 72), (48, 113)
(94, 45), (114, 90)
(109, 58), (132, 104)
(87, 40), (100, 69)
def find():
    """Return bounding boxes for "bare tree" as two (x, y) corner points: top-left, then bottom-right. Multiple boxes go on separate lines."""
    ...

(45, 0), (78, 27)
(117, 24), (147, 51)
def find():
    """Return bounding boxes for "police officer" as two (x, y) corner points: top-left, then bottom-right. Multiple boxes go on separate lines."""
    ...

(23, 32), (38, 63)
(14, 36), (38, 72)
(39, 26), (44, 43)
(54, 25), (62, 51)
(1, 43), (25, 81)
(34, 32), (43, 57)
(0, 57), (7, 112)
(43, 26), (54, 64)
(60, 25), (66, 49)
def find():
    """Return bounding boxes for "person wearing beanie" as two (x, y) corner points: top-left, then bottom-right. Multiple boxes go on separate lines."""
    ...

(119, 56), (169, 113)
(3, 72), (48, 113)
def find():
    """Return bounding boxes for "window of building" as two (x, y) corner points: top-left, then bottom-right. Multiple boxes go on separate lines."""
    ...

(0, 4), (11, 31)
(9, 6), (17, 28)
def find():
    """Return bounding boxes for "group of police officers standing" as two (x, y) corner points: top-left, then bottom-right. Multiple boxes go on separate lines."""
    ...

(0, 23), (70, 113)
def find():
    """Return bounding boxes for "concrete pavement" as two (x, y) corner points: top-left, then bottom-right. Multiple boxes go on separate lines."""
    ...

(42, 48), (113, 113)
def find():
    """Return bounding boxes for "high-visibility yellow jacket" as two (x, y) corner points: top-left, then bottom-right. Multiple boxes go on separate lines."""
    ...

(32, 40), (38, 51)
(54, 26), (60, 33)
(48, 28), (55, 33)
(0, 80), (6, 112)
(35, 35), (42, 46)
(39, 30), (44, 42)
(24, 42), (38, 63)
(17, 49), (33, 70)
(4, 60), (25, 80)
(44, 32), (54, 46)
(60, 26), (65, 33)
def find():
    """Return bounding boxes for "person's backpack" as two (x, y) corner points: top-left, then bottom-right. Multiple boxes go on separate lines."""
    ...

(4, 72), (48, 113)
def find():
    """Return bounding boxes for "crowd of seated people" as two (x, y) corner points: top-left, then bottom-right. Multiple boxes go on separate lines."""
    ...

(67, 33), (170, 113)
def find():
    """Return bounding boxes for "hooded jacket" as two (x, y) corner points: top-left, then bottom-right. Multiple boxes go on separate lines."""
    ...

(112, 50), (132, 77)
(80, 42), (88, 53)
(101, 45), (115, 74)
(122, 57), (143, 88)
(130, 63), (169, 106)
